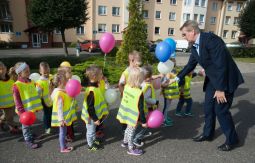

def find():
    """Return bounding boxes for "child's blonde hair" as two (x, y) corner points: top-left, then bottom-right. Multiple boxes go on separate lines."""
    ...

(85, 65), (102, 82)
(127, 67), (144, 88)
(39, 62), (50, 70)
(52, 69), (67, 88)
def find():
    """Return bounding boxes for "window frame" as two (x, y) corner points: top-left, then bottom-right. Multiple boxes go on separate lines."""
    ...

(98, 6), (107, 16)
(98, 24), (107, 33)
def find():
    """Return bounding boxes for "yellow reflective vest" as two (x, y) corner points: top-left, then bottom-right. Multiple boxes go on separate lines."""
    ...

(163, 74), (180, 99)
(116, 85), (142, 127)
(99, 79), (106, 95)
(0, 79), (15, 108)
(182, 75), (192, 99)
(51, 90), (77, 126)
(36, 79), (53, 107)
(81, 86), (109, 124)
(15, 81), (43, 112)
(142, 82), (156, 111)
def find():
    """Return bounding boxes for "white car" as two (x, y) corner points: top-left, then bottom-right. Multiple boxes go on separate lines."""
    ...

(176, 40), (190, 52)
(226, 42), (242, 48)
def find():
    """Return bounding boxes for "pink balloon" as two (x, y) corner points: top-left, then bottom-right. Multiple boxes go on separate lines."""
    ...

(99, 32), (115, 53)
(65, 79), (81, 97)
(147, 109), (164, 128)
(152, 78), (161, 90)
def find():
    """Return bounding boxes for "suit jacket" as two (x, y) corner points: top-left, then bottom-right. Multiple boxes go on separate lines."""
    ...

(177, 32), (244, 93)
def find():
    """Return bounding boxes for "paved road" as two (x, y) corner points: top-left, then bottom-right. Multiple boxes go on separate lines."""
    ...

(0, 72), (255, 163)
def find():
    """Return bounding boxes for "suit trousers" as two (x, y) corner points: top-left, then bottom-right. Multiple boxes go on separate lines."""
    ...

(203, 82), (239, 145)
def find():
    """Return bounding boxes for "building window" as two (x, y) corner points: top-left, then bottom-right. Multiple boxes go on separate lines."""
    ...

(76, 26), (84, 35)
(210, 17), (216, 24)
(194, 14), (198, 22)
(236, 3), (242, 12)
(156, 0), (162, 3)
(201, 0), (206, 7)
(155, 27), (160, 35)
(41, 34), (48, 43)
(170, 0), (177, 5)
(143, 0), (149, 2)
(54, 29), (61, 34)
(98, 6), (107, 15)
(199, 14), (204, 23)
(231, 31), (237, 39)
(183, 13), (190, 21)
(143, 10), (149, 18)
(223, 30), (228, 38)
(195, 0), (200, 6)
(233, 17), (239, 25)
(212, 2), (218, 11)
(0, 4), (11, 19)
(227, 3), (232, 11)
(225, 16), (231, 25)
(112, 24), (120, 33)
(112, 7), (120, 16)
(184, 0), (191, 6)
(98, 24), (106, 33)
(155, 11), (161, 19)
(168, 28), (174, 35)
(169, 12), (176, 20)
(0, 23), (13, 33)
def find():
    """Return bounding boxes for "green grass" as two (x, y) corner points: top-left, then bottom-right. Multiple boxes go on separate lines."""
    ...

(234, 57), (255, 63)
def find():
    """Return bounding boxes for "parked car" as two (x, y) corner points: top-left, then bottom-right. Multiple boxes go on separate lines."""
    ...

(79, 40), (100, 53)
(175, 40), (190, 52)
(226, 42), (242, 48)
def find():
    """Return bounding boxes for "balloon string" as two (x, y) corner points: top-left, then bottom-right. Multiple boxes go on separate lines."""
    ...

(103, 53), (106, 72)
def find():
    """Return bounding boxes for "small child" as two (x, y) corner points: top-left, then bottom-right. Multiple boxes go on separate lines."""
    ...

(81, 65), (109, 151)
(36, 62), (53, 134)
(117, 67), (147, 156)
(133, 65), (159, 147)
(161, 65), (180, 126)
(0, 62), (20, 134)
(12, 62), (43, 149)
(51, 70), (77, 153)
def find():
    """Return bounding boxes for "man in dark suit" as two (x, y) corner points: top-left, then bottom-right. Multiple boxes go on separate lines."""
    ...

(171, 20), (244, 151)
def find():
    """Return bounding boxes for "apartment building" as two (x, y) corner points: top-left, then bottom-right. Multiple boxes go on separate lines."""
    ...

(0, 0), (247, 48)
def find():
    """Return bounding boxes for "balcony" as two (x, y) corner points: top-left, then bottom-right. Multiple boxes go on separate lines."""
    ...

(0, 15), (13, 22)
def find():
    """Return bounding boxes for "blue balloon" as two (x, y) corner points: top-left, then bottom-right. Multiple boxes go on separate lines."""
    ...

(155, 42), (172, 62)
(164, 38), (176, 51)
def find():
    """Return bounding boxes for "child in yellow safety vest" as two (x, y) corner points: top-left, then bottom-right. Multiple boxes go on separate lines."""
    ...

(161, 68), (180, 127)
(12, 62), (43, 149)
(36, 62), (53, 134)
(51, 69), (77, 153)
(175, 71), (199, 117)
(132, 65), (159, 147)
(117, 67), (147, 156)
(0, 61), (21, 134)
(81, 65), (109, 151)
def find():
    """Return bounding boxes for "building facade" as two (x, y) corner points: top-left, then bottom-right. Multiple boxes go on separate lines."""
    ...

(0, 0), (247, 48)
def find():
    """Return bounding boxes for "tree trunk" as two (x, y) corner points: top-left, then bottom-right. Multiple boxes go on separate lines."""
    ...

(61, 29), (68, 56)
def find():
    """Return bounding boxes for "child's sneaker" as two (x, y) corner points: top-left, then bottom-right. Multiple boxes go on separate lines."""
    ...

(127, 148), (143, 156)
(45, 128), (51, 134)
(60, 146), (73, 153)
(25, 141), (39, 149)
(163, 120), (173, 127)
(121, 141), (128, 148)
(88, 143), (101, 151)
(175, 111), (184, 117)
(133, 140), (144, 147)
(184, 112), (194, 117)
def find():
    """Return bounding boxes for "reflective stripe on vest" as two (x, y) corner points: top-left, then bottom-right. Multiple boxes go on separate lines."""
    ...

(15, 81), (43, 112)
(183, 75), (192, 99)
(36, 79), (53, 107)
(163, 76), (179, 99)
(116, 85), (142, 127)
(0, 79), (15, 108)
(81, 87), (108, 124)
(51, 90), (77, 126)
(142, 83), (156, 111)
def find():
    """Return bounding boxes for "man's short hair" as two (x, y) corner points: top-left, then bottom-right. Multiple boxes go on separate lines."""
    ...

(180, 20), (200, 34)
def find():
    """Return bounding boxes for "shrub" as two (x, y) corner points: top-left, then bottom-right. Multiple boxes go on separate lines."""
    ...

(228, 47), (255, 57)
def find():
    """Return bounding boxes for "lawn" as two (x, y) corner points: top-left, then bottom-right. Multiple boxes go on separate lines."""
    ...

(234, 57), (255, 63)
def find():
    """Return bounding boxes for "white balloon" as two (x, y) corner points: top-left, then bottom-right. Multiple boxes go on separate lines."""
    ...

(29, 73), (40, 82)
(71, 75), (81, 83)
(157, 60), (174, 74)
(104, 89), (117, 104)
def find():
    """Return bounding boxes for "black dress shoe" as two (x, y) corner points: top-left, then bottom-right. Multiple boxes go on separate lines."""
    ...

(217, 143), (233, 151)
(192, 135), (213, 142)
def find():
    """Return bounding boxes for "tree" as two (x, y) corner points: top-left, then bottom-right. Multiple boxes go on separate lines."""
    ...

(238, 0), (255, 42)
(116, 0), (152, 65)
(28, 0), (89, 56)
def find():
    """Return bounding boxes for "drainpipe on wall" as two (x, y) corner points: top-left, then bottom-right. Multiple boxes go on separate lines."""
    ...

(217, 0), (227, 37)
